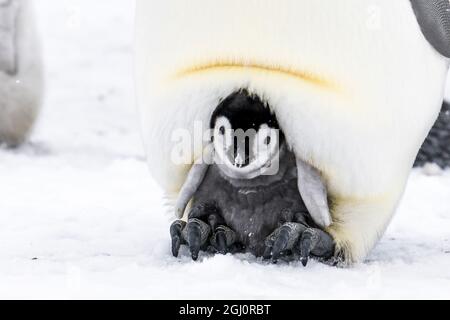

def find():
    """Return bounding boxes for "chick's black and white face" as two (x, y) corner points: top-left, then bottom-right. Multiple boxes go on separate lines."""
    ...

(211, 91), (283, 180)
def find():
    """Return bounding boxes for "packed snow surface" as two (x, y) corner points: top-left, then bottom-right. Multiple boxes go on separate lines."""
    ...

(0, 0), (449, 299)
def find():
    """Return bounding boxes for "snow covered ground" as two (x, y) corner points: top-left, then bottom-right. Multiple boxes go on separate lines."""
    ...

(0, 0), (449, 299)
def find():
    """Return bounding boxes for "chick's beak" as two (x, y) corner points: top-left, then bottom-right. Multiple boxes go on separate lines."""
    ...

(234, 146), (247, 168)
(228, 137), (250, 168)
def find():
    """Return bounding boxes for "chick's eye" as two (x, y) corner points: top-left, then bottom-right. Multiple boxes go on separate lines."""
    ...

(219, 126), (225, 135)
(264, 136), (271, 145)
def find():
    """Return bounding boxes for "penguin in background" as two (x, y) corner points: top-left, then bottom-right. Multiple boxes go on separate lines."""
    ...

(0, 0), (43, 147)
(416, 100), (450, 169)
(135, 0), (450, 265)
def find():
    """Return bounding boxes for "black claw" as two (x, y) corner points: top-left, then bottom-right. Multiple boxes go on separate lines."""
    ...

(263, 236), (275, 260)
(301, 256), (309, 267)
(170, 220), (186, 258)
(184, 219), (211, 261)
(172, 235), (181, 258)
(187, 222), (202, 261)
(215, 231), (228, 254)
(272, 226), (290, 261)
(299, 229), (317, 267)
(264, 223), (305, 263)
(211, 225), (236, 255)
(300, 237), (312, 267)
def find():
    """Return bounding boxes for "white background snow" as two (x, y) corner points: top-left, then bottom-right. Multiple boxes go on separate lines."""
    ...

(0, 0), (449, 299)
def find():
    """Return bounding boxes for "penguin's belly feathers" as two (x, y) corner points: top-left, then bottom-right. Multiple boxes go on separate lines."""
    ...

(135, 0), (449, 263)
(192, 162), (308, 256)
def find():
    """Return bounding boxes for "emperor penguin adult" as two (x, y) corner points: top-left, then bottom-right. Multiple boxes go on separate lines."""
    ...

(0, 0), (43, 147)
(135, 0), (450, 265)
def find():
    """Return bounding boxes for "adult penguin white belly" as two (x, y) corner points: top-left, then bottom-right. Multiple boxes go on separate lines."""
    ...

(135, 0), (450, 264)
(0, 0), (43, 147)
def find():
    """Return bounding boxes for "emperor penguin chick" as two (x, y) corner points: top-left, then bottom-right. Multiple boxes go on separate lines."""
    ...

(170, 91), (335, 265)
(0, 0), (43, 147)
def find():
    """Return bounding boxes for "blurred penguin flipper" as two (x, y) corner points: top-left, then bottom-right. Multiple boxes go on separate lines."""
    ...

(0, 0), (43, 147)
